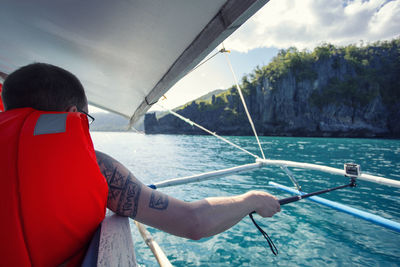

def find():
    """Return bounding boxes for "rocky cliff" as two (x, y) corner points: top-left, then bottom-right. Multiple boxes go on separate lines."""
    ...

(145, 39), (400, 138)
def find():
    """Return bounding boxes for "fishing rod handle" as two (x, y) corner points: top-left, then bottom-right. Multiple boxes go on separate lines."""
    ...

(279, 195), (302, 205)
(277, 182), (353, 206)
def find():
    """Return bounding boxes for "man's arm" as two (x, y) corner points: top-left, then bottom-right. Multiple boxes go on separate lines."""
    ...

(96, 151), (280, 240)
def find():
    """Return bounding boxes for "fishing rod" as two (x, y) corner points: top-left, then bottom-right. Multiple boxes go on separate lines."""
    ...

(278, 175), (357, 205)
(250, 163), (361, 256)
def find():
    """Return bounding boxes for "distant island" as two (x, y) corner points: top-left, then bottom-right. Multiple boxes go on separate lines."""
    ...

(89, 112), (144, 132)
(145, 38), (400, 138)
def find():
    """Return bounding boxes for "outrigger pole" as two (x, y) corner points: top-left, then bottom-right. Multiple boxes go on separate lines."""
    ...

(256, 159), (400, 188)
(270, 181), (400, 233)
(150, 160), (400, 189)
(271, 163), (400, 232)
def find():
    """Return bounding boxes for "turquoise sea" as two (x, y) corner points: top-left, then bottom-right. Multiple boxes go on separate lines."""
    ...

(91, 132), (400, 266)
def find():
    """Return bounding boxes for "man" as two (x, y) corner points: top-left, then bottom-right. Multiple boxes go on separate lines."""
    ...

(0, 63), (280, 266)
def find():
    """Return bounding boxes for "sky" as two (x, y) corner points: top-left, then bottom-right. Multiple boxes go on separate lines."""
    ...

(90, 0), (400, 113)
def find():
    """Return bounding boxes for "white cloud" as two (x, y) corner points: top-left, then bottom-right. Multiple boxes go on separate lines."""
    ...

(225, 0), (400, 52)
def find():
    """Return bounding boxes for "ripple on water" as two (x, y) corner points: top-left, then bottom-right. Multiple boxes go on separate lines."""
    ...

(91, 133), (400, 267)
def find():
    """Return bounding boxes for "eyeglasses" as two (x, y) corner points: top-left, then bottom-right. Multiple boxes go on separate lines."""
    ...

(77, 108), (95, 125)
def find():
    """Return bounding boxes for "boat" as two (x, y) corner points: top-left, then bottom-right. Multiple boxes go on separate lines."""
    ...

(1, 0), (399, 266)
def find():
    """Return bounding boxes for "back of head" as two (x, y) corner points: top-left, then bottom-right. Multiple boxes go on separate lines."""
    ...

(1, 63), (87, 111)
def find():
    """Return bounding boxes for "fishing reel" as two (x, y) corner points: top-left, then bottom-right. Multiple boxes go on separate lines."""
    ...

(344, 163), (360, 187)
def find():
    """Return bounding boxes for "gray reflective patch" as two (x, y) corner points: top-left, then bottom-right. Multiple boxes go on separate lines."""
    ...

(34, 113), (67, 136)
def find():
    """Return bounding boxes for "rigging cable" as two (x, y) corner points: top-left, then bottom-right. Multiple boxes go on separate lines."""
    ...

(156, 103), (260, 159)
(161, 44), (266, 159)
(155, 45), (265, 159)
(185, 48), (230, 77)
(222, 43), (266, 159)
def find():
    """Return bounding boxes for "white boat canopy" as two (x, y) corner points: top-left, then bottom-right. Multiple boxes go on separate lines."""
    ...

(0, 0), (269, 123)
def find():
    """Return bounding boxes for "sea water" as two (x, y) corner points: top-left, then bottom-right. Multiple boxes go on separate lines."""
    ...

(91, 132), (400, 266)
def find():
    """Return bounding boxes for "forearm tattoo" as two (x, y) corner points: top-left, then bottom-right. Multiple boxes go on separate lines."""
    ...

(96, 152), (141, 218)
(149, 190), (169, 210)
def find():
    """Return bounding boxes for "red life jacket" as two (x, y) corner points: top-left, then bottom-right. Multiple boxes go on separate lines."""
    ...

(0, 83), (4, 111)
(0, 108), (108, 266)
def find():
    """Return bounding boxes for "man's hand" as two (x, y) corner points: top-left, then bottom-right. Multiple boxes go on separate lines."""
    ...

(245, 191), (281, 217)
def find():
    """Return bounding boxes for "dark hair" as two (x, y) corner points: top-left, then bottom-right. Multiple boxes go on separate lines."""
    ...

(1, 63), (87, 111)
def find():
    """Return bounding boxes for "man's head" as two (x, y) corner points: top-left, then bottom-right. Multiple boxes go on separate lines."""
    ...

(1, 63), (88, 112)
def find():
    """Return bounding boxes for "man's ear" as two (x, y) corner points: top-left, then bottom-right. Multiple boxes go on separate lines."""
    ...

(66, 106), (78, 112)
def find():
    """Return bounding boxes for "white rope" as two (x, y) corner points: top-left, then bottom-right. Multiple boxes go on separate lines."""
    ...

(186, 48), (229, 76)
(222, 46), (266, 159)
(156, 104), (260, 159)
